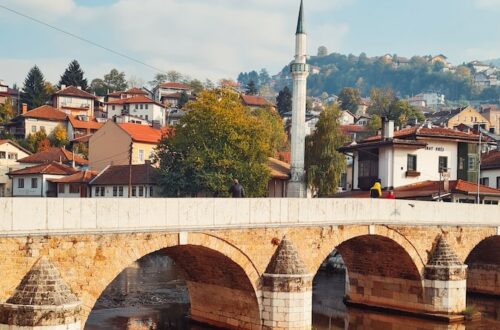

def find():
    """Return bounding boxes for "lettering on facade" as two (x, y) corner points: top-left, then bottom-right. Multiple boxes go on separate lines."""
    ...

(425, 146), (445, 152)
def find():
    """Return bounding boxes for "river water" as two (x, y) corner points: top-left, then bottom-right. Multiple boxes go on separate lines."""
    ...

(85, 255), (500, 330)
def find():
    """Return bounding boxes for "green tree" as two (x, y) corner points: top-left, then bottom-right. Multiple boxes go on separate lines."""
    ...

(104, 69), (128, 92)
(90, 78), (108, 96)
(49, 125), (69, 147)
(366, 114), (382, 135)
(178, 90), (189, 108)
(21, 66), (50, 110)
(246, 80), (258, 95)
(305, 104), (347, 197)
(189, 79), (204, 94)
(318, 46), (328, 56)
(149, 73), (168, 87)
(166, 70), (183, 83)
(24, 130), (48, 153)
(0, 97), (14, 123)
(276, 86), (292, 116)
(155, 89), (274, 197)
(259, 69), (271, 85)
(59, 60), (88, 90)
(73, 142), (88, 159)
(338, 87), (361, 113)
(368, 88), (424, 127)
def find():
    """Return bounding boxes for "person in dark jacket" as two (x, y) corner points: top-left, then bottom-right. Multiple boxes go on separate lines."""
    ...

(229, 179), (245, 197)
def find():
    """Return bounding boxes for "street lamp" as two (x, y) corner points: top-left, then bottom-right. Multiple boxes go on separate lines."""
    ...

(476, 123), (487, 204)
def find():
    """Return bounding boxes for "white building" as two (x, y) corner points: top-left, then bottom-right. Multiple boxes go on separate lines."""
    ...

(106, 96), (166, 126)
(409, 93), (445, 109)
(339, 111), (356, 125)
(481, 149), (500, 189)
(152, 82), (192, 104)
(52, 85), (96, 118)
(8, 162), (77, 197)
(0, 140), (31, 197)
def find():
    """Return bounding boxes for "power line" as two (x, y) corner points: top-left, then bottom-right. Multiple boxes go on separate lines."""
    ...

(0, 4), (167, 75)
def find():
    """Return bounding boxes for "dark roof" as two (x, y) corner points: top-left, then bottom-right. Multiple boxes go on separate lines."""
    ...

(8, 162), (77, 176)
(427, 236), (462, 266)
(482, 150), (500, 170)
(296, 0), (305, 34)
(265, 236), (308, 275)
(159, 82), (191, 90)
(18, 147), (88, 166)
(54, 86), (96, 99)
(21, 105), (67, 121)
(91, 164), (158, 185)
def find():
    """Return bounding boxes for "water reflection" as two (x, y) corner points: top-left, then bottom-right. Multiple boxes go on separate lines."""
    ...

(86, 255), (500, 330)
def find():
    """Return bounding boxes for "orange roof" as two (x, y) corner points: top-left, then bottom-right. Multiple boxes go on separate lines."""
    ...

(362, 125), (483, 143)
(125, 87), (148, 95)
(117, 123), (166, 144)
(482, 150), (500, 169)
(241, 94), (272, 107)
(48, 170), (97, 183)
(106, 95), (163, 106)
(71, 134), (92, 143)
(54, 86), (96, 99)
(67, 116), (103, 130)
(267, 157), (290, 180)
(340, 125), (368, 135)
(22, 105), (67, 121)
(8, 162), (77, 176)
(159, 82), (191, 90)
(18, 147), (88, 166)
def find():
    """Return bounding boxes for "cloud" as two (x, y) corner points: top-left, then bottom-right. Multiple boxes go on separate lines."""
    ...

(475, 0), (500, 8)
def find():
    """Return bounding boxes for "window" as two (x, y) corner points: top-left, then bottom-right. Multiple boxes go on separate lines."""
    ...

(69, 184), (80, 194)
(112, 105), (115, 110)
(0, 152), (5, 159)
(407, 155), (417, 171)
(497, 177), (500, 189)
(118, 186), (124, 197)
(145, 115), (148, 121)
(140, 104), (143, 109)
(100, 187), (105, 196)
(18, 178), (24, 188)
(139, 186), (144, 197)
(145, 104), (148, 109)
(31, 178), (38, 189)
(8, 153), (17, 160)
(95, 186), (99, 196)
(138, 150), (144, 162)
(31, 126), (36, 133)
(132, 186), (137, 197)
(438, 156), (448, 173)
(480, 178), (489, 186)
(484, 200), (499, 205)
(149, 186), (153, 197)
(468, 155), (477, 171)
(113, 186), (118, 196)
(135, 104), (138, 109)
(59, 184), (65, 194)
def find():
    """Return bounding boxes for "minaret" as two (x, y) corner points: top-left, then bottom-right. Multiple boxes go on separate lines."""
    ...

(287, 0), (309, 198)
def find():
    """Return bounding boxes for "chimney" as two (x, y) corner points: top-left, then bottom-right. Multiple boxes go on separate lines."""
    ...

(21, 103), (28, 115)
(61, 84), (66, 90)
(443, 175), (450, 193)
(382, 117), (394, 140)
(77, 86), (82, 90)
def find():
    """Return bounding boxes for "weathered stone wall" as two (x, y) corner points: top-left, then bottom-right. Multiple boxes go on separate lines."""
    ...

(467, 264), (500, 295)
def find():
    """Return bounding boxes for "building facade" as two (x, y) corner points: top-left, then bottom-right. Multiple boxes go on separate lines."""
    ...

(0, 140), (31, 197)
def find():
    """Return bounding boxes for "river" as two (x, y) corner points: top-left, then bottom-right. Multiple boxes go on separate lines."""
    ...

(85, 255), (500, 330)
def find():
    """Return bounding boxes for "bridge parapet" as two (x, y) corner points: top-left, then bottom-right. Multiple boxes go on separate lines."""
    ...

(0, 198), (498, 236)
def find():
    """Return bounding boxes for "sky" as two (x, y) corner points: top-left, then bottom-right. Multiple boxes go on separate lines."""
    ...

(1, 0), (500, 87)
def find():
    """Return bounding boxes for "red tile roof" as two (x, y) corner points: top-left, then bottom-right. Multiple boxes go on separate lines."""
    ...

(18, 147), (88, 166)
(482, 150), (500, 169)
(340, 125), (368, 135)
(267, 157), (290, 180)
(22, 105), (67, 121)
(91, 164), (157, 185)
(106, 95), (163, 106)
(125, 87), (148, 95)
(362, 125), (484, 143)
(48, 170), (97, 183)
(159, 82), (191, 90)
(67, 116), (103, 130)
(70, 134), (92, 143)
(54, 86), (96, 99)
(241, 94), (272, 107)
(117, 123), (166, 144)
(8, 162), (77, 176)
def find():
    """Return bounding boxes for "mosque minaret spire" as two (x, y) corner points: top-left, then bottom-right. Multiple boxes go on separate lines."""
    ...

(287, 0), (309, 198)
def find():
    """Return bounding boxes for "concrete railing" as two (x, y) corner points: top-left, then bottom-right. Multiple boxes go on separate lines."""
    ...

(0, 198), (499, 236)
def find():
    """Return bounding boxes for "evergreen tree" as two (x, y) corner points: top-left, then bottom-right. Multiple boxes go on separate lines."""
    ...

(21, 66), (49, 110)
(305, 104), (347, 197)
(276, 86), (292, 116)
(59, 60), (88, 90)
(246, 80), (258, 95)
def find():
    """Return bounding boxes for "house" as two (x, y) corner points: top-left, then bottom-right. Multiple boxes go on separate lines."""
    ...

(355, 114), (371, 126)
(409, 93), (445, 109)
(480, 149), (500, 189)
(106, 87), (149, 102)
(0, 80), (20, 114)
(49, 170), (97, 198)
(473, 72), (500, 89)
(267, 157), (290, 198)
(339, 111), (356, 125)
(339, 120), (487, 191)
(18, 147), (88, 169)
(0, 140), (31, 197)
(152, 82), (192, 104)
(241, 94), (275, 111)
(89, 121), (166, 171)
(52, 85), (96, 118)
(67, 115), (103, 140)
(480, 105), (500, 134)
(166, 108), (187, 126)
(427, 106), (491, 131)
(470, 61), (493, 73)
(89, 163), (158, 198)
(5, 105), (67, 138)
(105, 96), (166, 126)
(7, 162), (77, 197)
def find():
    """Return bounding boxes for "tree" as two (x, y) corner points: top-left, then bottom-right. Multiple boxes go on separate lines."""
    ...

(366, 114), (382, 136)
(246, 80), (258, 95)
(128, 75), (145, 88)
(305, 104), (347, 197)
(149, 73), (168, 87)
(0, 98), (14, 123)
(178, 90), (189, 108)
(259, 69), (271, 86)
(338, 87), (361, 113)
(155, 89), (275, 197)
(276, 87), (292, 116)
(73, 142), (88, 159)
(59, 60), (88, 90)
(44, 82), (57, 96)
(49, 125), (69, 147)
(318, 46), (328, 57)
(189, 79), (204, 94)
(90, 78), (108, 96)
(24, 130), (48, 153)
(104, 69), (128, 92)
(367, 88), (424, 127)
(21, 66), (50, 110)
(166, 70), (183, 83)
(37, 138), (50, 152)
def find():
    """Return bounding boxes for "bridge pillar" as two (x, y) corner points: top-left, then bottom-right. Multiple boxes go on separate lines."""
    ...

(261, 236), (313, 330)
(0, 257), (81, 329)
(424, 235), (467, 314)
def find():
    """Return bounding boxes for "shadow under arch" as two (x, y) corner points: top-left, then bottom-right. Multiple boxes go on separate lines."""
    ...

(82, 233), (262, 329)
(313, 234), (425, 315)
(465, 235), (500, 296)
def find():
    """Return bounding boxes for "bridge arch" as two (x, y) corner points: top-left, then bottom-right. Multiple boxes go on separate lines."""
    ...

(81, 232), (262, 329)
(464, 234), (500, 296)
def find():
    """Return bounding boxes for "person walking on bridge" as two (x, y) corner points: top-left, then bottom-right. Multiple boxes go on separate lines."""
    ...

(229, 179), (245, 198)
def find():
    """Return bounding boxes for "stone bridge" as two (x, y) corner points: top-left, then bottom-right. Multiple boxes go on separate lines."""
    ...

(0, 198), (499, 330)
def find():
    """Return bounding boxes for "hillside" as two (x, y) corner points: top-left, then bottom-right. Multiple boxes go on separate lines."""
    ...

(486, 58), (500, 67)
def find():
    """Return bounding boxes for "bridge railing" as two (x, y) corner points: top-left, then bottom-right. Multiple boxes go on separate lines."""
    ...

(0, 198), (498, 236)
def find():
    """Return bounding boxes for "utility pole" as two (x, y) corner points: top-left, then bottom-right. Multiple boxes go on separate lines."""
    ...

(128, 142), (133, 198)
(477, 128), (482, 204)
